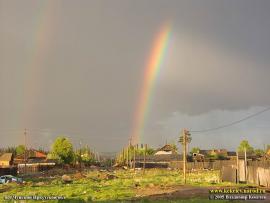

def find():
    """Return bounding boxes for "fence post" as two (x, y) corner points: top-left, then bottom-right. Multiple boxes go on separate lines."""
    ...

(143, 144), (147, 174)
(236, 152), (239, 183)
(244, 148), (247, 182)
(133, 146), (136, 170)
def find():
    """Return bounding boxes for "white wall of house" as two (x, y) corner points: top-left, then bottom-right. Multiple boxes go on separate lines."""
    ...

(155, 151), (172, 155)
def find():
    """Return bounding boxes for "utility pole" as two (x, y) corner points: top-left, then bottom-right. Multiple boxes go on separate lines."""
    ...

(183, 130), (187, 184)
(24, 128), (27, 174)
(179, 129), (191, 185)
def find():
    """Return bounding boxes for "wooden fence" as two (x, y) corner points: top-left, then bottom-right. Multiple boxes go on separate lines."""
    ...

(135, 155), (236, 170)
(18, 163), (55, 174)
(221, 160), (270, 187)
(246, 161), (270, 187)
(0, 167), (17, 176)
(169, 160), (236, 170)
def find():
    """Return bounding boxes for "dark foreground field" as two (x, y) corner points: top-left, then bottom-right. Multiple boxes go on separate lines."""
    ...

(0, 168), (269, 202)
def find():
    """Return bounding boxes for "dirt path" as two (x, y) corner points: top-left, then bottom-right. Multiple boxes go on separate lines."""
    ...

(136, 185), (209, 200)
(135, 185), (270, 202)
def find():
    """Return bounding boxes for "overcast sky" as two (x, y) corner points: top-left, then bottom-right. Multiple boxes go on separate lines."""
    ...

(1, 0), (270, 153)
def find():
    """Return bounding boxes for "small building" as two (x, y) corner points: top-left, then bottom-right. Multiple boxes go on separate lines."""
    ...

(155, 144), (177, 155)
(0, 153), (14, 168)
(27, 149), (47, 163)
(14, 149), (47, 165)
(29, 150), (47, 159)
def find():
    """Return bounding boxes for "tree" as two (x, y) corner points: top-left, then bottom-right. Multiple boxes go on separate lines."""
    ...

(135, 146), (155, 156)
(51, 137), (74, 164)
(145, 147), (155, 155)
(213, 154), (226, 160)
(170, 143), (178, 152)
(267, 145), (270, 151)
(75, 146), (95, 164)
(191, 147), (200, 154)
(254, 149), (264, 156)
(238, 140), (254, 153)
(16, 145), (26, 155)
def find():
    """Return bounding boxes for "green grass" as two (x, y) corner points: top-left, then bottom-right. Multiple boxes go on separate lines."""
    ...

(0, 169), (249, 202)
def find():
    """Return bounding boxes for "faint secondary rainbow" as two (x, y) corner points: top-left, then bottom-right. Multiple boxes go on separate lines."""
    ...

(19, 1), (54, 145)
(130, 23), (172, 145)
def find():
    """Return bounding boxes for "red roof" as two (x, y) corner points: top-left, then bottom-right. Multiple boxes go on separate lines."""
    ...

(35, 151), (46, 158)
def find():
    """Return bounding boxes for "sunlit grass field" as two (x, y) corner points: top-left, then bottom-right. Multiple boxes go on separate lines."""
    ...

(0, 169), (244, 202)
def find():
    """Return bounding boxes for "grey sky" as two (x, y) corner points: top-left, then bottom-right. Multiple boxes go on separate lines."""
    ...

(1, 0), (270, 152)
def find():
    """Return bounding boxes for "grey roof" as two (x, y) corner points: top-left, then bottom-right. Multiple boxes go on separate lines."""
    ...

(158, 144), (176, 152)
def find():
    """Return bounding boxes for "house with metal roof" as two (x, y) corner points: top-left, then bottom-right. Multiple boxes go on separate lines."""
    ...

(155, 144), (178, 155)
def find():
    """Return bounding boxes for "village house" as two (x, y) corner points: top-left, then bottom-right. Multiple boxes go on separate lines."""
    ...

(14, 149), (47, 164)
(155, 144), (177, 155)
(27, 149), (47, 162)
(0, 153), (14, 168)
(16, 150), (56, 174)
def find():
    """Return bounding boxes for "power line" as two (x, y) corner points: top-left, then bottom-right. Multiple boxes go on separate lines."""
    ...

(0, 129), (24, 133)
(190, 106), (270, 133)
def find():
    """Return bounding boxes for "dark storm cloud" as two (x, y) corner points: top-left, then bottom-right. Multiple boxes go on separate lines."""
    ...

(1, 0), (270, 151)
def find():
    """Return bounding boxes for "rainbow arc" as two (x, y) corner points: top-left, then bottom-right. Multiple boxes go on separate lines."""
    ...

(130, 23), (172, 145)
